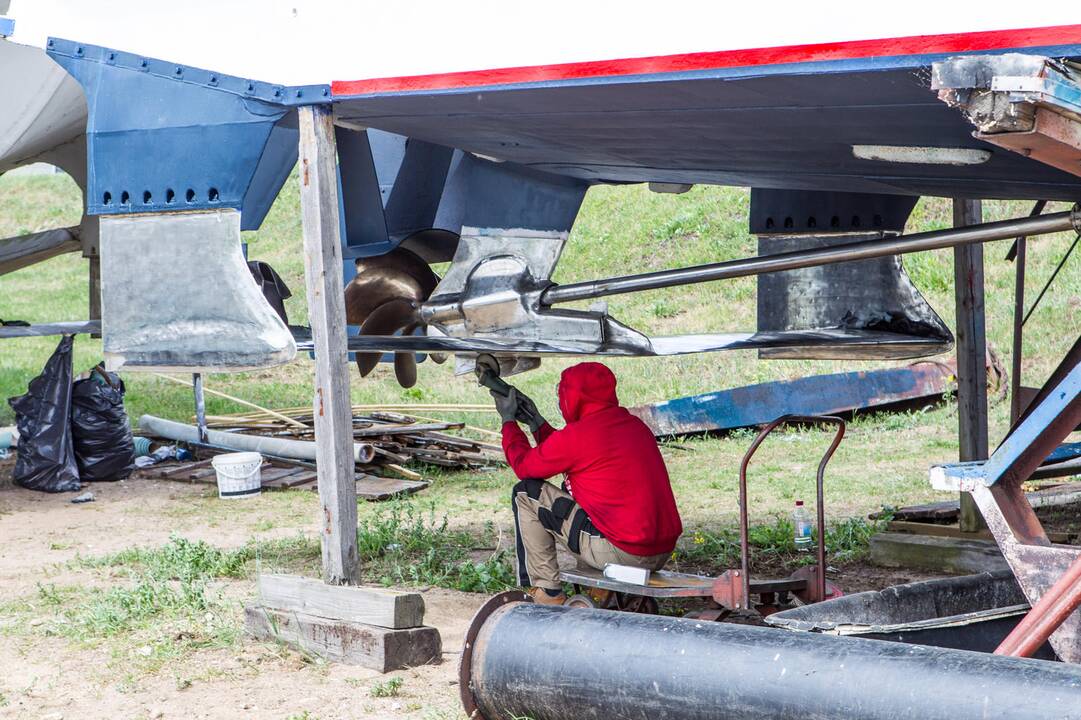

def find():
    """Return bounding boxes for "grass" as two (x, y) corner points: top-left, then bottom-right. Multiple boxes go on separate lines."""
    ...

(355, 501), (516, 593)
(369, 677), (404, 698)
(672, 512), (890, 575)
(0, 505), (516, 671)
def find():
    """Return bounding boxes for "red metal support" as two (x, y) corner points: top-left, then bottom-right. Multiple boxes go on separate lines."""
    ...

(995, 553), (1081, 658)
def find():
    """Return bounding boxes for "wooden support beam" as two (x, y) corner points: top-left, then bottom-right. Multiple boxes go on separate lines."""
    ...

(245, 606), (441, 672)
(88, 254), (101, 338)
(869, 532), (1007, 574)
(953, 199), (989, 533)
(298, 104), (360, 585)
(257, 574), (425, 629)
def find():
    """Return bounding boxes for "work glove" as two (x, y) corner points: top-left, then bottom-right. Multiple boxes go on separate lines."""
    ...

(515, 391), (546, 433)
(492, 386), (520, 424)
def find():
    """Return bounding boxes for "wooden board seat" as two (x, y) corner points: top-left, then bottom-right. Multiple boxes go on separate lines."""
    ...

(559, 567), (715, 598)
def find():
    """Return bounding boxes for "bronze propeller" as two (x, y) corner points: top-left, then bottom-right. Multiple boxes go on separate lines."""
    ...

(343, 247), (444, 388)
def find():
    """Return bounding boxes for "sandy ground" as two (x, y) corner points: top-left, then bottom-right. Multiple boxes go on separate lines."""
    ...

(0, 470), (482, 720)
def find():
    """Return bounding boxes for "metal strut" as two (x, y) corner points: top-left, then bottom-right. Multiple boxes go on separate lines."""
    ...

(542, 208), (1081, 305)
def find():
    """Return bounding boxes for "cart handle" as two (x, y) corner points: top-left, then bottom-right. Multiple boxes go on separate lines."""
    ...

(737, 414), (846, 608)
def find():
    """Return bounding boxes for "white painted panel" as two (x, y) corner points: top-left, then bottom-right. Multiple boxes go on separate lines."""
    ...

(6, 1), (1081, 87)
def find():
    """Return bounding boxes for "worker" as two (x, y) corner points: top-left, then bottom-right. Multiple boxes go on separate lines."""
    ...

(491, 361), (683, 605)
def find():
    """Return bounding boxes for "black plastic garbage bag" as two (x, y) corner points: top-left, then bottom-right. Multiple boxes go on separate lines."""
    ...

(71, 366), (135, 482)
(8, 335), (81, 492)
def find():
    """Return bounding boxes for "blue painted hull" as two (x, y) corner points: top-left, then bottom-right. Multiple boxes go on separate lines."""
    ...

(334, 50), (1081, 200)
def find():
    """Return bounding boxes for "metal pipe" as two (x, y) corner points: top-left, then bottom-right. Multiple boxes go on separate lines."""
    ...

(1008, 200), (1046, 423)
(542, 208), (1079, 305)
(996, 553), (1081, 658)
(138, 414), (376, 464)
(1011, 235), (1027, 424)
(461, 596), (1081, 720)
(192, 373), (209, 445)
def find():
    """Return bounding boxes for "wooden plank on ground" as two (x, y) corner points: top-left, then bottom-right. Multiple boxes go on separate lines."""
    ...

(302, 474), (428, 500)
(869, 532), (1008, 574)
(258, 466), (304, 483)
(142, 460), (213, 480)
(888, 519), (1074, 545)
(262, 469), (318, 489)
(356, 474), (429, 501)
(881, 482), (1081, 521)
(258, 573), (425, 629)
(245, 605), (441, 672)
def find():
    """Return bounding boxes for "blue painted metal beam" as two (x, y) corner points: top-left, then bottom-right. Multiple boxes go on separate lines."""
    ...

(629, 362), (955, 436)
(46, 38), (326, 229)
(934, 362), (1081, 491)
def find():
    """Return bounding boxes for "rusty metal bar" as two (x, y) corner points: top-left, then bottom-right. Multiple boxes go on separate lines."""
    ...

(738, 415), (845, 606)
(996, 553), (1081, 658)
(542, 208), (1080, 305)
(1007, 200), (1046, 423)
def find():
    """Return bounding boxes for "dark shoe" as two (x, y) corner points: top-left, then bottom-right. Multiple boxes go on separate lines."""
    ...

(527, 587), (567, 606)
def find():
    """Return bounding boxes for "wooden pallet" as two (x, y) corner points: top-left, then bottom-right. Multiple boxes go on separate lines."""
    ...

(141, 460), (427, 501)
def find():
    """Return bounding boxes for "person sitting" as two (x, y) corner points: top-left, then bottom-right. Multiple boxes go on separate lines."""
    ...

(491, 361), (683, 605)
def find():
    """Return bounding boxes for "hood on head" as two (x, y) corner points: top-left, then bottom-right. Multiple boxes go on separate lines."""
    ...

(557, 362), (619, 422)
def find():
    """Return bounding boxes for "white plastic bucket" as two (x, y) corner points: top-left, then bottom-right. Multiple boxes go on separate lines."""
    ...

(210, 451), (263, 499)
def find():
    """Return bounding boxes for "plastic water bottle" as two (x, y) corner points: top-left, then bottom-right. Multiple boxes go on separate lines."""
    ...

(793, 501), (813, 552)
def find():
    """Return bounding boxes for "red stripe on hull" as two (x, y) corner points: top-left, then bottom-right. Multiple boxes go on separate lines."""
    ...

(332, 24), (1081, 96)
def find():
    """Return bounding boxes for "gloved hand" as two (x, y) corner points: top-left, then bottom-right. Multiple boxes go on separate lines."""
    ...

(492, 386), (520, 424)
(515, 391), (546, 433)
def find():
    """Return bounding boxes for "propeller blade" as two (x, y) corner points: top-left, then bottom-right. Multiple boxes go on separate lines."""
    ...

(345, 248), (439, 326)
(355, 299), (416, 378)
(394, 353), (418, 388)
(356, 352), (382, 377)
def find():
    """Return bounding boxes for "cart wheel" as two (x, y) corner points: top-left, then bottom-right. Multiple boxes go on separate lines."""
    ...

(615, 593), (659, 615)
(565, 594), (597, 609)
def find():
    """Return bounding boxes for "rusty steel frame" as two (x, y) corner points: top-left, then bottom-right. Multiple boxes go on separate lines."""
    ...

(996, 553), (1081, 658)
(933, 350), (1081, 662)
(738, 415), (846, 606)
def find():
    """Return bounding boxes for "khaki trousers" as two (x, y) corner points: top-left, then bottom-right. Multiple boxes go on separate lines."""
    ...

(511, 478), (670, 590)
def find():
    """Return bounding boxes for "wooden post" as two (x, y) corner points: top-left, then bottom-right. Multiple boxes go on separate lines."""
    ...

(298, 104), (360, 585)
(88, 254), (102, 338)
(953, 199), (989, 533)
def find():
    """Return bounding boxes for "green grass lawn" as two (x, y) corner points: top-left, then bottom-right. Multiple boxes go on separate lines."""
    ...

(1, 171), (1079, 526)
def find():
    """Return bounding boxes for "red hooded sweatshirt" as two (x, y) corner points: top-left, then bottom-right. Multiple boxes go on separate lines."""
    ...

(501, 362), (683, 557)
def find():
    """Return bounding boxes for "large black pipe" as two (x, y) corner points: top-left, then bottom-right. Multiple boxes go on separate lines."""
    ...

(462, 597), (1081, 720)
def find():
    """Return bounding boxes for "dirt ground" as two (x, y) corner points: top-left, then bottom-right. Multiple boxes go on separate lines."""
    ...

(0, 469), (487, 720)
(0, 462), (946, 720)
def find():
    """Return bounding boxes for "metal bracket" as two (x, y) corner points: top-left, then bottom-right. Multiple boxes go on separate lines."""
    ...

(99, 209), (295, 371)
(420, 227), (653, 356)
(46, 38), (308, 228)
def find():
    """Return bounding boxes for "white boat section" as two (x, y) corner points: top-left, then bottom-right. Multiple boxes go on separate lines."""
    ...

(4, 1), (1080, 88)
(0, 37), (84, 174)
